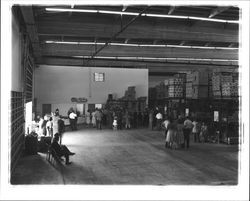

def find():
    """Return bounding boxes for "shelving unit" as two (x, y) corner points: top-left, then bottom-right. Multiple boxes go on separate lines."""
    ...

(11, 91), (25, 172)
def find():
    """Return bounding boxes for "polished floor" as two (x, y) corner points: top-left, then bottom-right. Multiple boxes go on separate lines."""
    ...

(11, 126), (238, 185)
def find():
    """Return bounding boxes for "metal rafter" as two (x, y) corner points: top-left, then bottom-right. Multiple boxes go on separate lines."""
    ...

(209, 6), (230, 18)
(168, 6), (176, 15)
(87, 6), (150, 63)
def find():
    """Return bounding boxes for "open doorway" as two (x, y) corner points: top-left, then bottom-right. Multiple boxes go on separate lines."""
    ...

(25, 101), (32, 134)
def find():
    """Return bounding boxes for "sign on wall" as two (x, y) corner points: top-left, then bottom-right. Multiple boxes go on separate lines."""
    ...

(71, 97), (88, 103)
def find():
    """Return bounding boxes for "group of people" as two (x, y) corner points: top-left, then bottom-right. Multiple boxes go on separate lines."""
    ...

(36, 109), (65, 144)
(85, 108), (103, 129)
(84, 108), (149, 130)
(162, 116), (209, 149)
(36, 109), (75, 165)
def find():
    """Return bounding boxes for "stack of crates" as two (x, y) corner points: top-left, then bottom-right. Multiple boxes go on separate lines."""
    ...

(124, 86), (136, 100)
(212, 72), (234, 98)
(186, 70), (209, 99)
(156, 82), (167, 99)
(231, 73), (239, 97)
(166, 74), (185, 98)
(149, 87), (157, 100)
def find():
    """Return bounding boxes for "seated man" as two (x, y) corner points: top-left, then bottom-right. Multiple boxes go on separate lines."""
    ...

(51, 133), (75, 165)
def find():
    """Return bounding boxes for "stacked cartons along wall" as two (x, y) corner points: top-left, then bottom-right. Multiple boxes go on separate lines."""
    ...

(166, 74), (185, 98)
(186, 70), (210, 99)
(212, 72), (238, 99)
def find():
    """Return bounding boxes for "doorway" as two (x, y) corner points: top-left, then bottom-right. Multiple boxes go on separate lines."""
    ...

(25, 101), (32, 134)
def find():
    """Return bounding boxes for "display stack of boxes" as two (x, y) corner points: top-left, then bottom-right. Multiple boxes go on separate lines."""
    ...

(231, 74), (239, 97)
(212, 72), (238, 98)
(149, 87), (157, 100)
(155, 82), (168, 99)
(186, 70), (210, 99)
(124, 86), (136, 100)
(165, 74), (185, 98)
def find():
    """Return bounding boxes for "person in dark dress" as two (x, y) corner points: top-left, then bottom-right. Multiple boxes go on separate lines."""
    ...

(51, 133), (75, 165)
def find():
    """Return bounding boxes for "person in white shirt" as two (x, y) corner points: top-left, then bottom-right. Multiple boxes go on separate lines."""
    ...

(69, 110), (77, 131)
(156, 111), (163, 131)
(162, 117), (170, 138)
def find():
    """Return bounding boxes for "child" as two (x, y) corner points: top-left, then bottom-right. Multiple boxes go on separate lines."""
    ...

(113, 116), (118, 130)
(46, 117), (53, 137)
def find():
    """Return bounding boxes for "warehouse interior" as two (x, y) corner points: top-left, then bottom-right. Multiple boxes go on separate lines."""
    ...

(2, 2), (249, 199)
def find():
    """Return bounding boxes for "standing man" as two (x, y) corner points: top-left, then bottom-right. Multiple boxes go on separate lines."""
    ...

(69, 109), (77, 131)
(183, 116), (193, 149)
(95, 108), (102, 130)
(156, 110), (163, 131)
(149, 110), (154, 130)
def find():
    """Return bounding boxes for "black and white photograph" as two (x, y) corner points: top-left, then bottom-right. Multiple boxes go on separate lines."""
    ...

(0, 0), (249, 200)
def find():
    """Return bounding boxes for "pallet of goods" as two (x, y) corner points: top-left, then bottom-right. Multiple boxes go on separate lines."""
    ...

(166, 74), (185, 98)
(187, 70), (209, 85)
(149, 87), (157, 100)
(156, 82), (168, 99)
(186, 82), (193, 98)
(124, 86), (136, 100)
(186, 70), (210, 99)
(212, 72), (238, 99)
(192, 85), (209, 99)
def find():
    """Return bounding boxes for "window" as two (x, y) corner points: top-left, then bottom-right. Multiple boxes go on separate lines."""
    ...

(94, 73), (105, 82)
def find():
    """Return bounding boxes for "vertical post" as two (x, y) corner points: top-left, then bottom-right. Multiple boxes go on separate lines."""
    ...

(88, 67), (92, 98)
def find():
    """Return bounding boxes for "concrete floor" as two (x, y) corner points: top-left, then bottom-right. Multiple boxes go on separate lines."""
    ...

(11, 126), (238, 185)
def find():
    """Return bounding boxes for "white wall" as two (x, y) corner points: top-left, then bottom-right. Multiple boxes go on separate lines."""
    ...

(35, 65), (148, 116)
(11, 14), (23, 92)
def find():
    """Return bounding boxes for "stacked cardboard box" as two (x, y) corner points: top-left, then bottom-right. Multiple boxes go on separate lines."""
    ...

(231, 74), (239, 97)
(186, 82), (193, 98)
(167, 75), (185, 98)
(186, 70), (210, 99)
(168, 85), (183, 97)
(212, 72), (235, 98)
(124, 86), (136, 100)
(186, 71), (209, 85)
(149, 87), (157, 99)
(222, 83), (231, 97)
(192, 86), (209, 99)
(156, 82), (168, 99)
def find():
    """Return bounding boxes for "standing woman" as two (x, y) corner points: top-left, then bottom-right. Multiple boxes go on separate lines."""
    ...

(176, 118), (184, 148)
(165, 119), (176, 148)
(85, 109), (91, 127)
(148, 110), (153, 130)
(52, 110), (60, 139)
(91, 109), (96, 128)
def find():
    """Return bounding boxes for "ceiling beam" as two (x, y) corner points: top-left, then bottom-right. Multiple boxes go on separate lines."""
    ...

(209, 6), (230, 18)
(40, 56), (238, 71)
(89, 6), (149, 62)
(41, 43), (238, 60)
(37, 16), (238, 44)
(20, 6), (42, 62)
